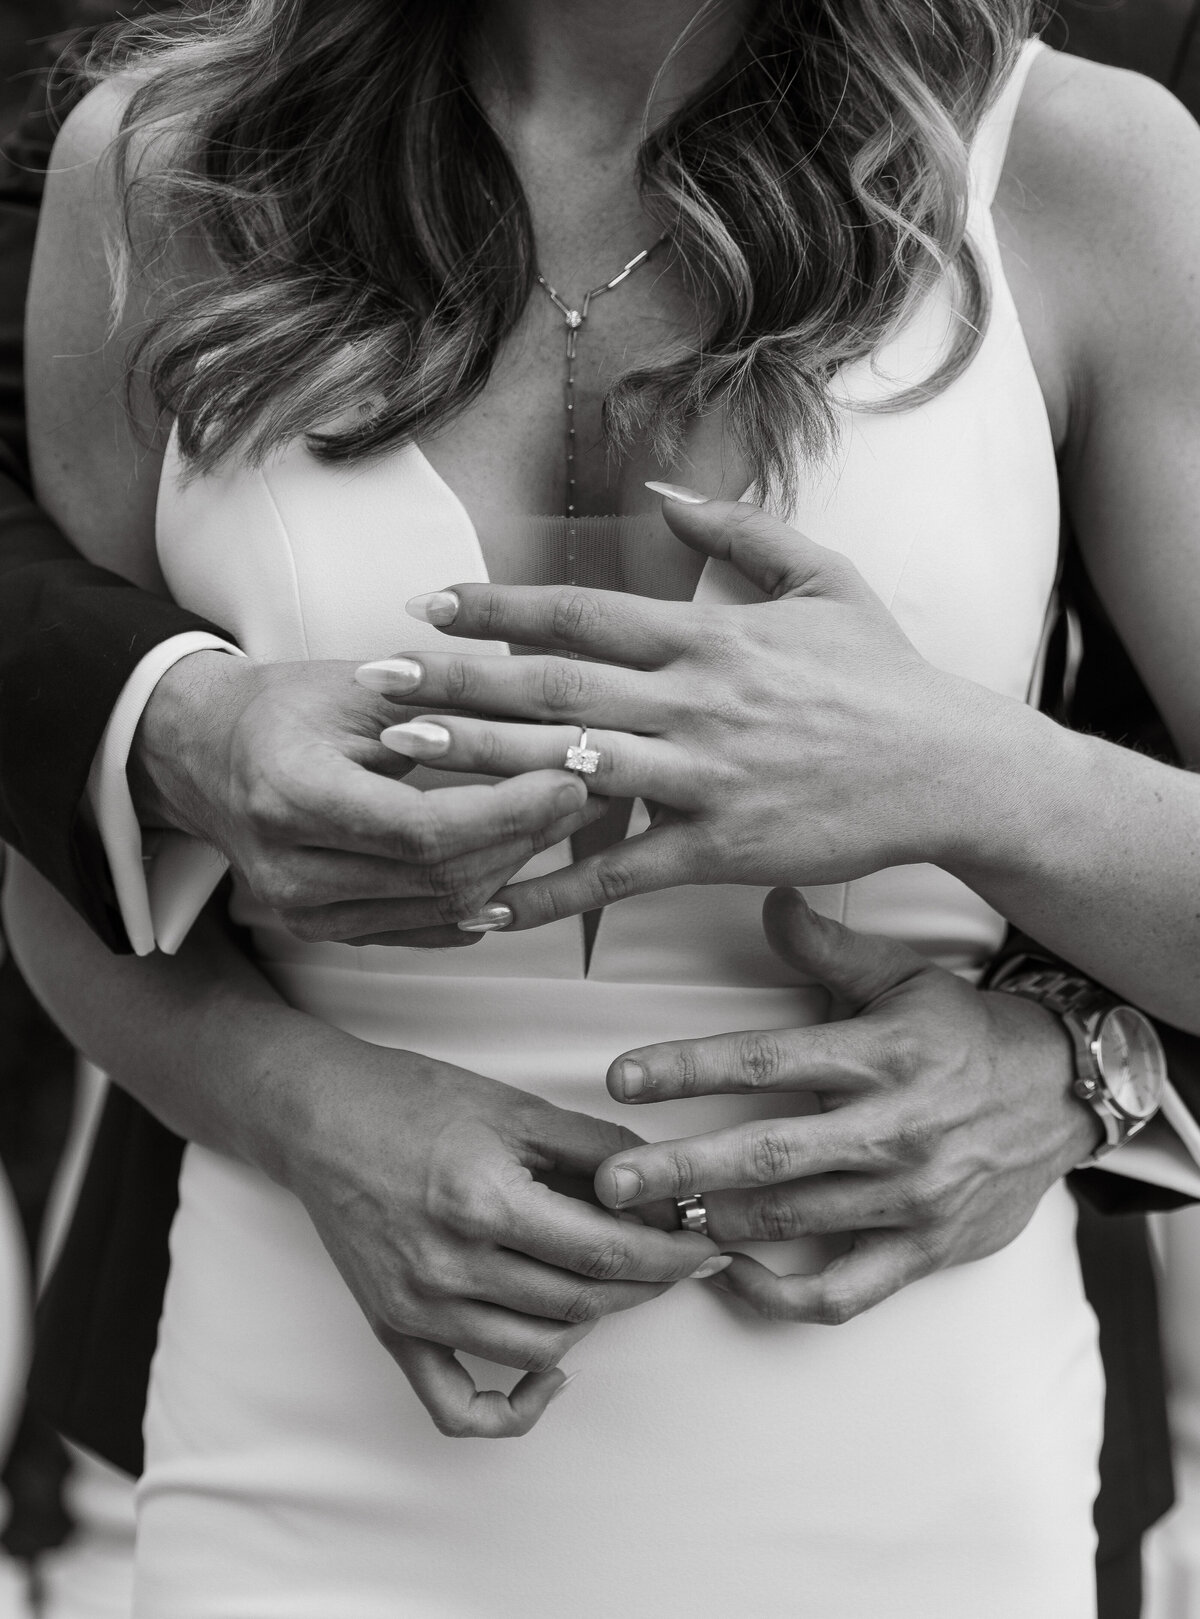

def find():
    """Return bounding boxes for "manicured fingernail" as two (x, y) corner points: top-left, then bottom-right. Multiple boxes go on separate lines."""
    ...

(549, 1371), (581, 1404)
(644, 481), (708, 505)
(610, 1167), (643, 1207)
(355, 658), (423, 695)
(690, 1255), (733, 1281)
(406, 590), (460, 626)
(380, 720), (452, 759)
(617, 1060), (647, 1100)
(456, 904), (513, 933)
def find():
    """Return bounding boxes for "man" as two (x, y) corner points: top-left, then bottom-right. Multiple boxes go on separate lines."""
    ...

(0, 4), (1195, 1614)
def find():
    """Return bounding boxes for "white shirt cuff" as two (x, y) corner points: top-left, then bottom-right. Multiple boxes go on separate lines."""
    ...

(86, 633), (246, 956)
(1095, 1081), (1200, 1199)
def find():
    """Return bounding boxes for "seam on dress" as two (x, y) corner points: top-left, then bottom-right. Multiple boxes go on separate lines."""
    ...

(257, 461), (312, 660)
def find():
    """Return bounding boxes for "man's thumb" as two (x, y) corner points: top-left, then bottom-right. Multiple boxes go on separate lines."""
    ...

(762, 888), (928, 1012)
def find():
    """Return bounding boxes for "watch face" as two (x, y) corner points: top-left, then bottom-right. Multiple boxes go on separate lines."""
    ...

(1094, 1008), (1167, 1119)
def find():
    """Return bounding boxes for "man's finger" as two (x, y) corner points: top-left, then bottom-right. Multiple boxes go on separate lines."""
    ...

(655, 496), (862, 601)
(715, 1230), (933, 1325)
(703, 1174), (906, 1246)
(763, 888), (930, 1012)
(606, 1022), (887, 1104)
(491, 824), (695, 932)
(400, 581), (694, 665)
(388, 1336), (568, 1439)
(594, 1112), (871, 1208)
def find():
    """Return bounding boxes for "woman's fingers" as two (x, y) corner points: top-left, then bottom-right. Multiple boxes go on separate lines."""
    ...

(656, 496), (863, 603)
(305, 758), (590, 864)
(402, 581), (696, 665)
(494, 823), (697, 931)
(356, 648), (672, 730)
(593, 1112), (876, 1209)
(466, 1250), (685, 1323)
(387, 1335), (571, 1439)
(713, 1231), (933, 1326)
(606, 1022), (885, 1104)
(380, 716), (682, 802)
(501, 1176), (716, 1283)
(267, 797), (609, 941)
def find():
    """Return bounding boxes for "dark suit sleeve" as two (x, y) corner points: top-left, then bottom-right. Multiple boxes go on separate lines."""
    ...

(0, 59), (235, 952)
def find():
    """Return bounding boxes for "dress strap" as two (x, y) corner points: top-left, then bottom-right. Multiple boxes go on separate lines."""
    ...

(972, 38), (1048, 207)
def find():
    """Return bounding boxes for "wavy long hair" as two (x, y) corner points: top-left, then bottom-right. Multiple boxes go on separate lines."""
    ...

(85, 0), (1039, 503)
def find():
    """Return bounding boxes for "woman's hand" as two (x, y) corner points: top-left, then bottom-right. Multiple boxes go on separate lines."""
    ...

(135, 654), (606, 946)
(280, 1037), (720, 1435)
(585, 889), (1101, 1325)
(357, 493), (1032, 930)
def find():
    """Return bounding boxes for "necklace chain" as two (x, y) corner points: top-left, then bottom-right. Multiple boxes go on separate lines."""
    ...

(535, 237), (667, 559)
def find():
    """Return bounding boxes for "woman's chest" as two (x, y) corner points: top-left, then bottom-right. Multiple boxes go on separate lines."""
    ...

(417, 259), (750, 595)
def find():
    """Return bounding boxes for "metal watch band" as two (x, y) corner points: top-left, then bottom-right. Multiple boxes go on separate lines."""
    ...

(989, 964), (1158, 1162)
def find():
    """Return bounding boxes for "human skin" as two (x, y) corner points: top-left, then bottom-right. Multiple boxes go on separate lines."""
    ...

(13, 14), (1199, 1432)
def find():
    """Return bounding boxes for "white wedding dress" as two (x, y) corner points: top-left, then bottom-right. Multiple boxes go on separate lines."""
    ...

(132, 42), (1106, 1617)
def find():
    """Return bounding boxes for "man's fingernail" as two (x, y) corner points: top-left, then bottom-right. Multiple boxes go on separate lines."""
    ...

(355, 658), (423, 694)
(407, 590), (460, 626)
(610, 1167), (643, 1207)
(617, 1060), (647, 1100)
(548, 1371), (581, 1404)
(457, 904), (513, 933)
(380, 720), (452, 759)
(690, 1255), (733, 1281)
(644, 481), (708, 505)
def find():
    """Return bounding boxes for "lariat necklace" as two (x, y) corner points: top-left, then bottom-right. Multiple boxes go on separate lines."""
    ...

(534, 236), (668, 565)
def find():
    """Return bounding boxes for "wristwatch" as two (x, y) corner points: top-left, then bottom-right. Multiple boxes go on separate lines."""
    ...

(988, 957), (1167, 1165)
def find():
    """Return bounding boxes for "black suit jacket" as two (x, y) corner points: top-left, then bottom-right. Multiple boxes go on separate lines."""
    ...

(0, 2), (1193, 1571)
(0, 53), (230, 952)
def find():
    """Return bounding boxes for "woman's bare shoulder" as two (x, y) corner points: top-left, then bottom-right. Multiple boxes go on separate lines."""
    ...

(1004, 47), (1200, 230)
(999, 48), (1200, 377)
(992, 48), (1200, 454)
(54, 72), (130, 154)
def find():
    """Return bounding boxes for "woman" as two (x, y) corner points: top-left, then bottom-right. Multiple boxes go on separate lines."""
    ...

(9, 0), (1200, 1613)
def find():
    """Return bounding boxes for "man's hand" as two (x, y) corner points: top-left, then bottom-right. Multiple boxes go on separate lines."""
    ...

(130, 652), (602, 946)
(354, 494), (1034, 930)
(587, 888), (1101, 1325)
(281, 1035), (720, 1437)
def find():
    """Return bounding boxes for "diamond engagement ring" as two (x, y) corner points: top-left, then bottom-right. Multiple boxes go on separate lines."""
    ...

(675, 1194), (709, 1237)
(564, 726), (601, 776)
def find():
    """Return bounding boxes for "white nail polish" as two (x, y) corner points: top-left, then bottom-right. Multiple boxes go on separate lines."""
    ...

(457, 904), (514, 933)
(690, 1255), (733, 1281)
(644, 480), (708, 505)
(548, 1371), (581, 1403)
(406, 590), (460, 626)
(380, 720), (452, 759)
(354, 658), (423, 694)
